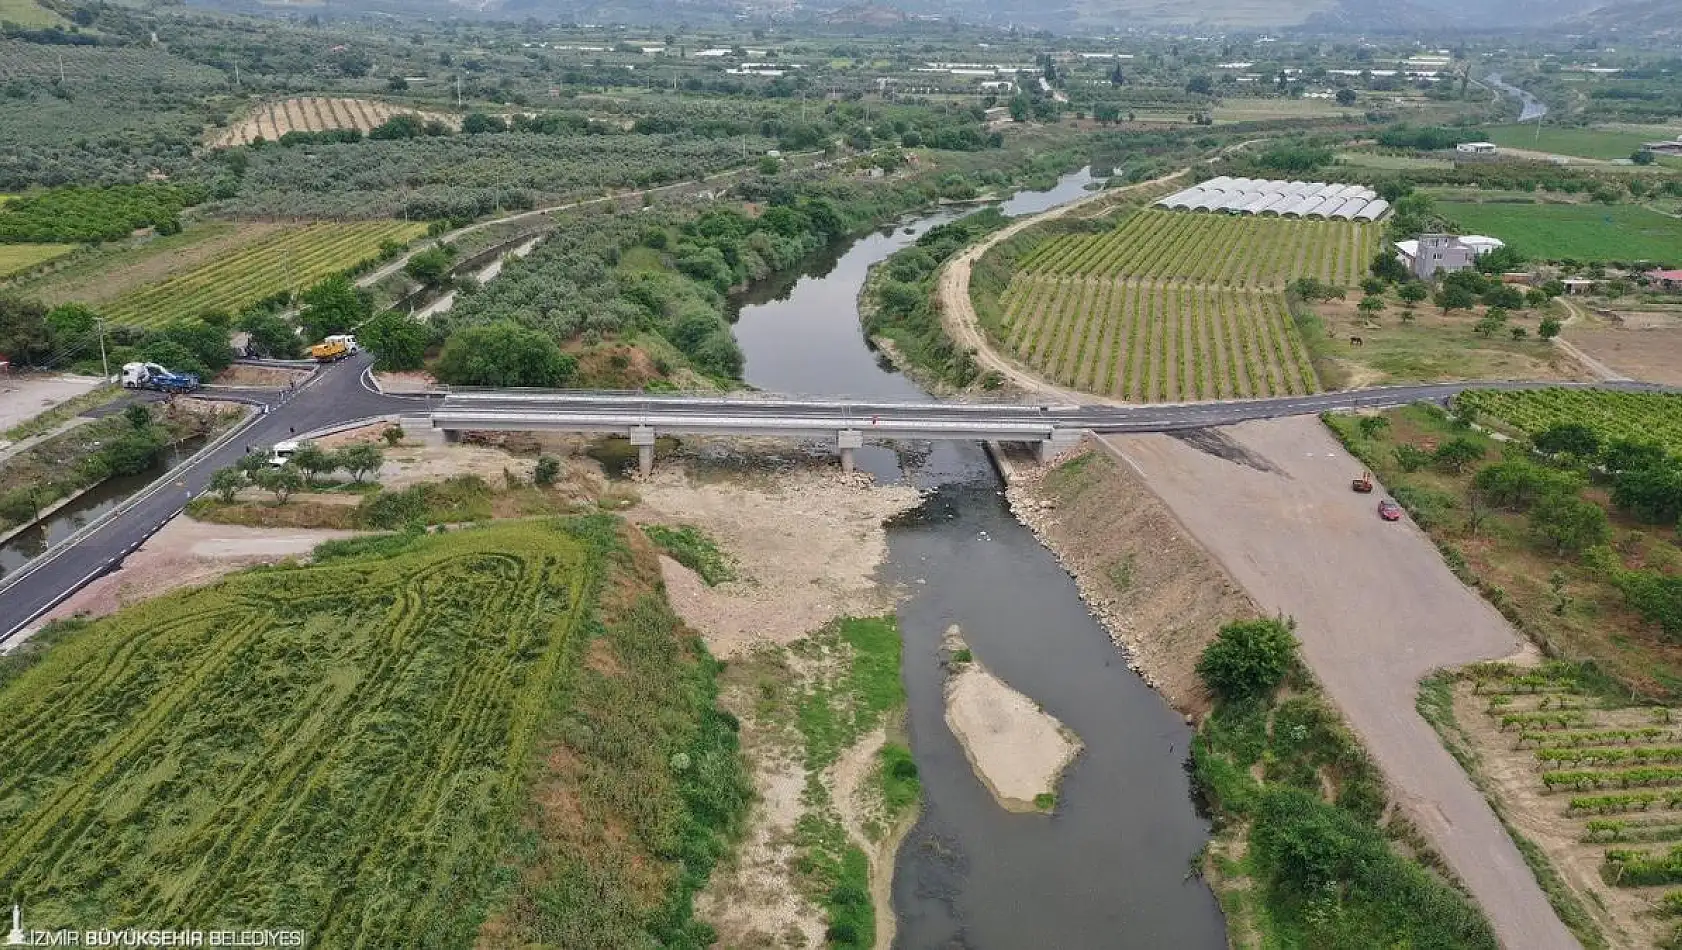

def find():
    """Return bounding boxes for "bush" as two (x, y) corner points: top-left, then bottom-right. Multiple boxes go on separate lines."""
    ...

(1197, 618), (1299, 701)
(534, 455), (561, 486)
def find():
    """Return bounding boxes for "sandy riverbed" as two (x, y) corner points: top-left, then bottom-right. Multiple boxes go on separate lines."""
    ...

(941, 625), (1082, 812)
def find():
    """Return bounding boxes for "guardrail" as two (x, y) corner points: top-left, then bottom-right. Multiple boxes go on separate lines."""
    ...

(0, 407), (265, 611)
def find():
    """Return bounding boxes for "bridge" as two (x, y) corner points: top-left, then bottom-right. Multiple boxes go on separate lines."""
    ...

(430, 380), (1669, 475)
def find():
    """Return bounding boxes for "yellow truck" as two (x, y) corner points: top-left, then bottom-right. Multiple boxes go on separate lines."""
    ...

(308, 334), (358, 363)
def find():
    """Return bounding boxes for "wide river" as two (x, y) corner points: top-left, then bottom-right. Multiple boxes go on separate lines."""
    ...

(729, 169), (1228, 948)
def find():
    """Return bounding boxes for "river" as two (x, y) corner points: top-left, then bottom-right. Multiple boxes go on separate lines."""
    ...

(729, 168), (1227, 948)
(1485, 72), (1548, 123)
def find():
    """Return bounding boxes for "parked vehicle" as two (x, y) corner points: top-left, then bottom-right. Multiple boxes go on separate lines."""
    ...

(1378, 499), (1403, 522)
(326, 334), (359, 354)
(267, 440), (300, 467)
(120, 361), (201, 394)
(1352, 470), (1374, 493)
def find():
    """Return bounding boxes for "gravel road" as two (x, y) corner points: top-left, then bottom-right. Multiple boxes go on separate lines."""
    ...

(1107, 416), (1579, 950)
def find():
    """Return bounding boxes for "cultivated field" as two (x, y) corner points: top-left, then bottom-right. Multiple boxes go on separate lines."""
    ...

(1481, 124), (1659, 161)
(988, 211), (1372, 400)
(1436, 664), (1682, 948)
(0, 522), (591, 940)
(998, 278), (1316, 399)
(1017, 210), (1377, 287)
(0, 0), (65, 28)
(102, 220), (426, 327)
(210, 97), (462, 147)
(1457, 388), (1682, 458)
(0, 242), (77, 279)
(1440, 202), (1682, 264)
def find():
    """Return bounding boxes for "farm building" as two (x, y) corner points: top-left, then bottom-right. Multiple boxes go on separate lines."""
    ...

(1154, 179), (1386, 219)
(1394, 233), (1505, 279)
(1648, 269), (1682, 291)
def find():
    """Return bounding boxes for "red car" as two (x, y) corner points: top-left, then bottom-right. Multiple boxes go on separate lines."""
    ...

(1378, 499), (1403, 522)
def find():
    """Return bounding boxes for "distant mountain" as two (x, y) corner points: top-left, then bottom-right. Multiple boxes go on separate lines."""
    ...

(1561, 0), (1682, 33)
(872, 0), (1604, 31)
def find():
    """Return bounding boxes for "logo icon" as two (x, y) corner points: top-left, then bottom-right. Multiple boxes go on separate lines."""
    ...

(5, 903), (23, 946)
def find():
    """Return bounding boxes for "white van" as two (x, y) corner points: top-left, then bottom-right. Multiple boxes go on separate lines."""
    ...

(268, 440), (300, 467)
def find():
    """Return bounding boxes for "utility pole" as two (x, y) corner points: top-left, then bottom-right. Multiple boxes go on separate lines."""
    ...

(97, 317), (109, 380)
(456, 75), (463, 108)
(56, 52), (65, 84)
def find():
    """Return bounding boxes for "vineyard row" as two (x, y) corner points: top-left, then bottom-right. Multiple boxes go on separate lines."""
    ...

(996, 275), (1319, 402)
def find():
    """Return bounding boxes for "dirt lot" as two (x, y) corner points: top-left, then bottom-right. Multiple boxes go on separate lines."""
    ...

(210, 98), (462, 148)
(1107, 416), (1577, 950)
(1565, 322), (1682, 387)
(22, 519), (360, 639)
(213, 364), (310, 388)
(0, 374), (103, 433)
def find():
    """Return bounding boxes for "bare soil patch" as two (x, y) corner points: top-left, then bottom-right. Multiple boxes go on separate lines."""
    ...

(1565, 325), (1682, 387)
(630, 463), (922, 659)
(0, 374), (102, 433)
(210, 98), (462, 147)
(22, 518), (360, 639)
(371, 370), (439, 394)
(213, 364), (308, 388)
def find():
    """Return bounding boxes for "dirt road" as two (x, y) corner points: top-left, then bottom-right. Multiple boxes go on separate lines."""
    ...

(934, 171), (1188, 403)
(1106, 417), (1578, 950)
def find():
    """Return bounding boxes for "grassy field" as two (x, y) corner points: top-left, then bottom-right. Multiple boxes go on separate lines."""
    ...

(0, 0), (66, 27)
(0, 516), (746, 945)
(982, 211), (1375, 401)
(1481, 124), (1659, 161)
(1439, 201), (1682, 264)
(0, 242), (77, 279)
(101, 220), (427, 327)
(1335, 151), (1455, 171)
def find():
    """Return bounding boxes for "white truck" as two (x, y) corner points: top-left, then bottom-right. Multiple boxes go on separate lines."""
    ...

(120, 362), (201, 394)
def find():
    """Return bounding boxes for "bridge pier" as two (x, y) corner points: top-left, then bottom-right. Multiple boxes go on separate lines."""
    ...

(837, 429), (862, 474)
(1035, 427), (1085, 465)
(630, 426), (656, 478)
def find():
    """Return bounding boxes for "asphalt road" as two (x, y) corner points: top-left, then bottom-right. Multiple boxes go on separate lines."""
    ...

(3, 372), (1674, 645)
(0, 356), (431, 642)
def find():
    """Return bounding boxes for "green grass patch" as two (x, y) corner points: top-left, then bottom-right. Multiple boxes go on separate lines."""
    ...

(643, 523), (736, 585)
(1439, 201), (1682, 264)
(877, 742), (920, 818)
(0, 0), (67, 28)
(0, 242), (79, 279)
(0, 517), (748, 946)
(1034, 792), (1056, 811)
(1479, 124), (1658, 161)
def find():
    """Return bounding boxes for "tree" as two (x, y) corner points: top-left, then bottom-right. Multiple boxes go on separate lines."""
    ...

(238, 310), (302, 359)
(289, 442), (336, 485)
(1398, 281), (1429, 307)
(1371, 251), (1410, 284)
(461, 112), (508, 135)
(1611, 461), (1682, 525)
(382, 426), (405, 446)
(1474, 309), (1509, 337)
(1511, 326), (1528, 340)
(1436, 285), (1476, 314)
(100, 428), (166, 476)
(299, 275), (372, 342)
(1360, 277), (1386, 296)
(1335, 87), (1357, 106)
(1186, 75), (1215, 96)
(337, 443), (384, 483)
(1538, 316), (1563, 340)
(434, 321), (576, 388)
(404, 248), (453, 285)
(123, 403), (152, 430)
(1358, 295), (1386, 318)
(0, 295), (51, 368)
(1358, 416), (1390, 440)
(1633, 150), (1656, 166)
(1534, 423), (1601, 460)
(1530, 492), (1609, 555)
(208, 467), (246, 503)
(253, 465), (305, 505)
(1482, 283), (1525, 310)
(534, 455), (561, 486)
(1196, 617), (1298, 701)
(1433, 437), (1485, 473)
(158, 318), (236, 375)
(359, 311), (433, 372)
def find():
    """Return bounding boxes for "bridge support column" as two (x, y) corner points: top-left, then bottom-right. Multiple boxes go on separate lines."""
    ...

(837, 429), (863, 474)
(1035, 427), (1086, 465)
(630, 426), (656, 478)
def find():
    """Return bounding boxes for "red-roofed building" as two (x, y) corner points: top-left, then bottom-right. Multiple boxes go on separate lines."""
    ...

(1649, 269), (1682, 291)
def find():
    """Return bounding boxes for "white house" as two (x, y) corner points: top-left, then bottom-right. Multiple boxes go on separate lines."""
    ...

(1456, 142), (1498, 154)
